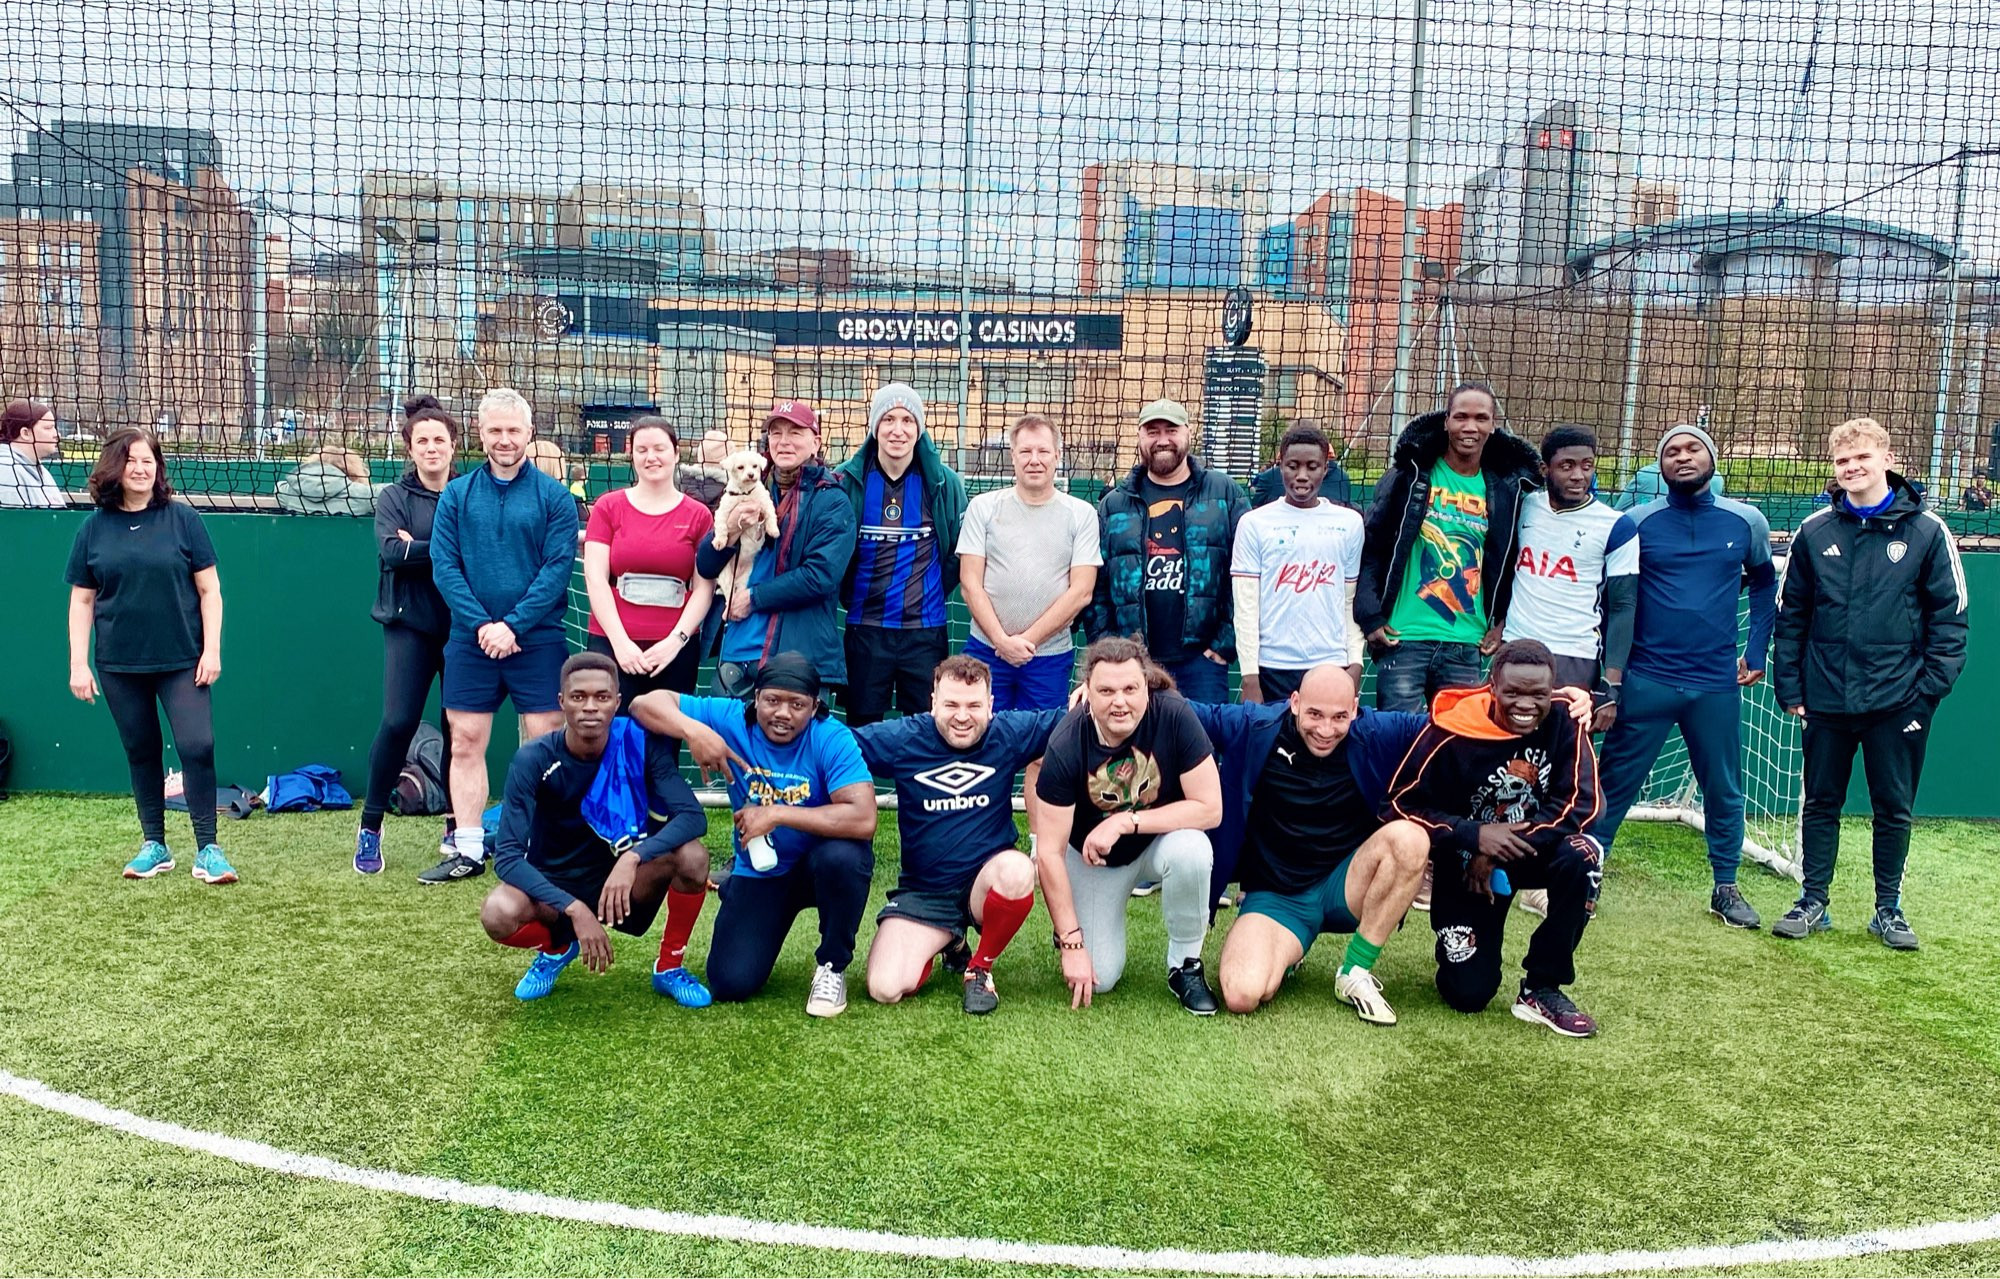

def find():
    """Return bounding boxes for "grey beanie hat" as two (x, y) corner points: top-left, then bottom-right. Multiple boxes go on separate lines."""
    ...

(1658, 422), (1718, 465)
(868, 383), (926, 437)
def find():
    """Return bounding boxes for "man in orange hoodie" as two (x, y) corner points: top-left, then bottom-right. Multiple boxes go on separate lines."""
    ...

(1384, 638), (1605, 1037)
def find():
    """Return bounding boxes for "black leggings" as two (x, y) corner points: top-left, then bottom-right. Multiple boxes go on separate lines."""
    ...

(98, 667), (217, 848)
(362, 625), (451, 832)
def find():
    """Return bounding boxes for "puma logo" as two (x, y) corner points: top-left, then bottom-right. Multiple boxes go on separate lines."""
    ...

(1275, 746), (1298, 766)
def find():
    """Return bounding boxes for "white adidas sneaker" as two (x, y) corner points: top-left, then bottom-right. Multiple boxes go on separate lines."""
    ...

(1335, 966), (1398, 1026)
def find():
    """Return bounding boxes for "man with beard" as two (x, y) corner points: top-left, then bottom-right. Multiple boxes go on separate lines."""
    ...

(1592, 424), (1777, 930)
(632, 654), (879, 1017)
(1086, 399), (1250, 705)
(854, 655), (1064, 1014)
(1385, 640), (1605, 1037)
(478, 653), (713, 1005)
(424, 388), (581, 885)
(1355, 383), (1541, 714)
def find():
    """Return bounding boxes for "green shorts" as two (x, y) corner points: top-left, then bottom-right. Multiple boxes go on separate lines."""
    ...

(1238, 856), (1361, 956)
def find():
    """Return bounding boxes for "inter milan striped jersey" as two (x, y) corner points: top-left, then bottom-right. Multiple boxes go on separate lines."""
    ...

(847, 467), (948, 628)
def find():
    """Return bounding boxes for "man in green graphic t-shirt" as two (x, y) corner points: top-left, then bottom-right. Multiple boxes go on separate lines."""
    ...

(1355, 384), (1543, 713)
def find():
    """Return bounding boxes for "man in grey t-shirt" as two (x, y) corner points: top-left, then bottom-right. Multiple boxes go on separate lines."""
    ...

(957, 414), (1101, 710)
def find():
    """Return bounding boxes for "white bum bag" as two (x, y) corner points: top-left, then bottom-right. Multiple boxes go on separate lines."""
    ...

(615, 573), (690, 609)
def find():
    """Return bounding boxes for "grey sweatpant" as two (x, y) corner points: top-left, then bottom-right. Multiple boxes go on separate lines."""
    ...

(1065, 829), (1213, 993)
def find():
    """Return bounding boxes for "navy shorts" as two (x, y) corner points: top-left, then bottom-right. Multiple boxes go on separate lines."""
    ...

(877, 875), (978, 938)
(443, 639), (566, 714)
(546, 866), (662, 937)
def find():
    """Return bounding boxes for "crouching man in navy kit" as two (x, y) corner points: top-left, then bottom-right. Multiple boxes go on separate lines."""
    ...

(854, 655), (1065, 1014)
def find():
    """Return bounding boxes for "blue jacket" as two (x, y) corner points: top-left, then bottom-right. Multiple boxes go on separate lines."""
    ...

(1086, 456), (1250, 657)
(1626, 487), (1777, 691)
(430, 463), (580, 647)
(696, 462), (858, 682)
(1189, 700), (1429, 902)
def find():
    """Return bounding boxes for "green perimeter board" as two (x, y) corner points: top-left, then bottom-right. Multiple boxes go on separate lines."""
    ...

(4, 508), (1996, 819)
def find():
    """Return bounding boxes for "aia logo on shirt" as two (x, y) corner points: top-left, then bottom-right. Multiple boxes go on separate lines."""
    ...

(1516, 547), (1578, 581)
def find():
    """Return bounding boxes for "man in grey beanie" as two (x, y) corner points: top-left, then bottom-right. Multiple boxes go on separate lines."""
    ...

(1591, 422), (1778, 931)
(834, 382), (970, 726)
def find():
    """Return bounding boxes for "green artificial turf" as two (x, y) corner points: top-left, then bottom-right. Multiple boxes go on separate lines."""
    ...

(0, 794), (1995, 1276)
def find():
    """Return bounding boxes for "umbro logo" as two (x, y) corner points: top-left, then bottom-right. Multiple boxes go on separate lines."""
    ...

(1275, 746), (1298, 765)
(1823, 544), (1842, 557)
(914, 762), (997, 795)
(1903, 720), (1924, 733)
(913, 761), (997, 812)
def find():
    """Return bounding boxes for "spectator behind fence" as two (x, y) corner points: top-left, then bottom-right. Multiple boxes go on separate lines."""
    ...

(957, 414), (1101, 710)
(352, 395), (461, 877)
(696, 400), (856, 699)
(679, 430), (731, 512)
(0, 398), (64, 508)
(1085, 398), (1250, 704)
(1965, 476), (1991, 512)
(275, 446), (379, 515)
(581, 416), (717, 716)
(424, 388), (581, 886)
(833, 383), (969, 726)
(64, 428), (236, 886)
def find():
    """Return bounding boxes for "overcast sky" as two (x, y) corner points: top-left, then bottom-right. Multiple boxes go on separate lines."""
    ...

(5, 0), (1995, 286)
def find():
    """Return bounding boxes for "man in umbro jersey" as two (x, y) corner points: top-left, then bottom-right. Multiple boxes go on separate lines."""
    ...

(1499, 426), (1638, 735)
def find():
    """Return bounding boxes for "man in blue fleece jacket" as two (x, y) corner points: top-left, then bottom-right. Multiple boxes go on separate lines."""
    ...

(424, 388), (581, 885)
(1592, 423), (1777, 930)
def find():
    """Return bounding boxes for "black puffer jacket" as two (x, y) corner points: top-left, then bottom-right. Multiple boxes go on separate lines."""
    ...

(371, 468), (453, 637)
(1353, 413), (1542, 637)
(1773, 474), (1969, 716)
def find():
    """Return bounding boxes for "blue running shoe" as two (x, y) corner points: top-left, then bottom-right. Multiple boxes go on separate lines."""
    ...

(353, 829), (384, 875)
(652, 965), (713, 1008)
(122, 841), (175, 879)
(191, 844), (239, 885)
(515, 940), (579, 1001)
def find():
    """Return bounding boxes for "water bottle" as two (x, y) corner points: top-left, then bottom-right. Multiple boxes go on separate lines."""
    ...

(746, 832), (778, 872)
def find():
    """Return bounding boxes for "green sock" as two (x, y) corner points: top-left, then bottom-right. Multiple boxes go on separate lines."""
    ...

(1340, 934), (1382, 975)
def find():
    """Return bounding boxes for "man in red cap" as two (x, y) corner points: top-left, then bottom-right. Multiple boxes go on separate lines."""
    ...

(697, 401), (858, 699)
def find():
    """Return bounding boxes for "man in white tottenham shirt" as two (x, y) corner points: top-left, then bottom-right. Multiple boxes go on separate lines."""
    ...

(1498, 425), (1639, 736)
(1231, 424), (1366, 704)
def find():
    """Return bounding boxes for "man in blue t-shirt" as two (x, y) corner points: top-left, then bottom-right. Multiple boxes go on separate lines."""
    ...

(631, 653), (879, 1017)
(1593, 424), (1777, 931)
(853, 655), (1065, 1016)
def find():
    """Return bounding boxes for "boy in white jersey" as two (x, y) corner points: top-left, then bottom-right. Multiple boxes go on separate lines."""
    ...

(1499, 426), (1638, 737)
(1231, 425), (1367, 704)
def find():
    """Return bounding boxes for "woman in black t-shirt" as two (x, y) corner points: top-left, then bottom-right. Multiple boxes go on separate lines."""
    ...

(64, 429), (235, 885)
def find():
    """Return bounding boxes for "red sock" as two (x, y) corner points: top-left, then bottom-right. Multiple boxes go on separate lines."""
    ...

(656, 889), (706, 971)
(500, 922), (561, 954)
(970, 890), (1034, 970)
(917, 957), (935, 989)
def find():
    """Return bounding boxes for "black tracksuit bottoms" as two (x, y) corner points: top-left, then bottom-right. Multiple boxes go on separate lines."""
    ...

(99, 667), (217, 848)
(1430, 834), (1604, 1012)
(1800, 703), (1933, 911)
(705, 838), (875, 1002)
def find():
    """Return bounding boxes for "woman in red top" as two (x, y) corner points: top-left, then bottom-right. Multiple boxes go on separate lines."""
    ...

(582, 417), (717, 712)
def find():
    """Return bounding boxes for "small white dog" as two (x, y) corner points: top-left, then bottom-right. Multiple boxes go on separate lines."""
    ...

(711, 449), (780, 609)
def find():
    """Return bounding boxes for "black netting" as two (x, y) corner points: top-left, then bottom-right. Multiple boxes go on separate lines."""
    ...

(3, 2), (1996, 533)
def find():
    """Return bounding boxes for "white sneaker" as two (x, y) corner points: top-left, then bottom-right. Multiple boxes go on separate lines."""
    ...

(1516, 888), (1549, 918)
(1335, 966), (1398, 1026)
(1412, 862), (1433, 912)
(806, 962), (848, 1018)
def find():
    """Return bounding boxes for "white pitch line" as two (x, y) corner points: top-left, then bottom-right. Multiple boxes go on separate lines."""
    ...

(3, 1068), (1996, 1277)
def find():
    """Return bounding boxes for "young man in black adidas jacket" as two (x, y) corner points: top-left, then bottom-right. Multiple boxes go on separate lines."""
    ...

(1772, 418), (1968, 951)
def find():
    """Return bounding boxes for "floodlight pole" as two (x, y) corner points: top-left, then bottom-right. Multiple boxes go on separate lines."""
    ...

(1389, 0), (1429, 435)
(1930, 145), (1970, 489)
(956, 0), (976, 472)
